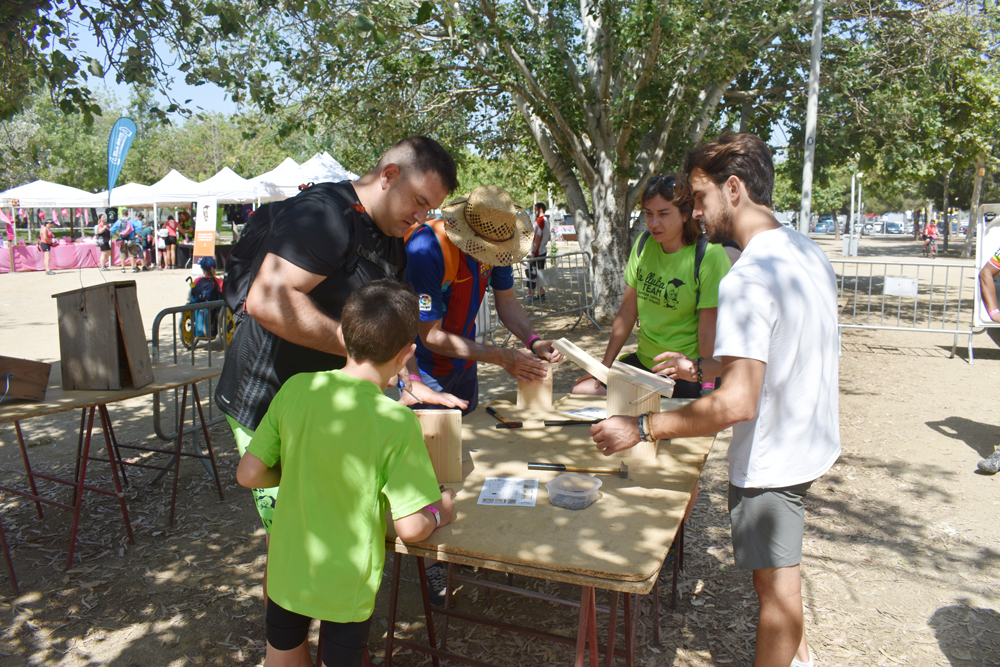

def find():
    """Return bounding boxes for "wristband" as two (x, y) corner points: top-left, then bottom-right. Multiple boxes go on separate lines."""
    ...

(423, 504), (441, 527)
(526, 334), (541, 352)
(990, 309), (1000, 317)
(409, 374), (423, 383)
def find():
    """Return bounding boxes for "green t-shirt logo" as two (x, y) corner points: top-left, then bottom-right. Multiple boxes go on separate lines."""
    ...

(665, 278), (686, 309)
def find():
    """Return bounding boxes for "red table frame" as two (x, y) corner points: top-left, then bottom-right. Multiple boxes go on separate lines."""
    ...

(0, 364), (223, 592)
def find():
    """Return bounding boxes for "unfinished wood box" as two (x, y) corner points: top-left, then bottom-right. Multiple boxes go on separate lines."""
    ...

(606, 361), (675, 459)
(413, 409), (463, 483)
(516, 362), (554, 408)
(0, 356), (52, 402)
(52, 281), (154, 391)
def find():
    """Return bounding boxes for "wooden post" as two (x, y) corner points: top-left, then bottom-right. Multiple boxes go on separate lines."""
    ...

(413, 409), (463, 483)
(517, 362), (553, 408)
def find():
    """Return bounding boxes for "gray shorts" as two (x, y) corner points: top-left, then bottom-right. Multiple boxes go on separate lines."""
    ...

(728, 481), (812, 570)
(120, 240), (138, 258)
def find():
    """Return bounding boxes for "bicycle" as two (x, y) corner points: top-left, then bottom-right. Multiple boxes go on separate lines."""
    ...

(922, 238), (937, 259)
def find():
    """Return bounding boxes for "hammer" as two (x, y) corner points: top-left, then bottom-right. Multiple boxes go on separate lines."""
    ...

(528, 461), (628, 479)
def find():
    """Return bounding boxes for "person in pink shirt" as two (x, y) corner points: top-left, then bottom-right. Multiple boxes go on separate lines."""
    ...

(39, 220), (56, 275)
(163, 215), (178, 269)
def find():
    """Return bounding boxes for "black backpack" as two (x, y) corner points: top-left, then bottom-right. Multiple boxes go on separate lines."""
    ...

(636, 231), (710, 307)
(222, 184), (372, 321)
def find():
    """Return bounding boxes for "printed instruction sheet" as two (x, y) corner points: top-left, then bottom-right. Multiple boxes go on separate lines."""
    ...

(563, 406), (607, 420)
(477, 477), (538, 506)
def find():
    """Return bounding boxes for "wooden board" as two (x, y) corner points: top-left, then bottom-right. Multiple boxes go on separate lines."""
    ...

(607, 367), (663, 459)
(516, 362), (553, 408)
(113, 283), (154, 389)
(0, 362), (220, 425)
(0, 356), (51, 402)
(54, 283), (119, 390)
(413, 409), (463, 483)
(609, 359), (675, 396)
(552, 339), (608, 384)
(391, 392), (717, 587)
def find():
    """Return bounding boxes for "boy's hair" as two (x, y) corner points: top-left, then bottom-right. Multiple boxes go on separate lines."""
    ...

(341, 280), (419, 364)
(534, 202), (547, 213)
(677, 132), (774, 209)
(377, 136), (459, 194)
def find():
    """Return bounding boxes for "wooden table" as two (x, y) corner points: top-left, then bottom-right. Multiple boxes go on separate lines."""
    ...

(0, 362), (223, 591)
(385, 394), (715, 667)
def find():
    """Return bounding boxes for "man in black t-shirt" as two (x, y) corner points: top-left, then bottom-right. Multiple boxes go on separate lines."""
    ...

(216, 137), (466, 550)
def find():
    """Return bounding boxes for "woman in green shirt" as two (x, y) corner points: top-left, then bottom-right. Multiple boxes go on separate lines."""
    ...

(573, 174), (730, 398)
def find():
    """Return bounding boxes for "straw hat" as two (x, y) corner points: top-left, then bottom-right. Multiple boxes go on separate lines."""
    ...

(441, 185), (534, 267)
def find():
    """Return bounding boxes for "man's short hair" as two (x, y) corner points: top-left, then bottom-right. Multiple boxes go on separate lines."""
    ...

(341, 279), (419, 364)
(678, 132), (774, 209)
(379, 136), (459, 194)
(535, 202), (547, 213)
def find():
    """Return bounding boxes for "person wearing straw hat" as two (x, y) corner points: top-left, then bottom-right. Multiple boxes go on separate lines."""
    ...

(404, 185), (563, 415)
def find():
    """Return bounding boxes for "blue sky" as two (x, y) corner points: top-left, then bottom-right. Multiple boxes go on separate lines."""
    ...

(74, 27), (238, 117)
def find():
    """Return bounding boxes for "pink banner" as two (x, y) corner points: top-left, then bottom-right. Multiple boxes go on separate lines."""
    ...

(0, 241), (123, 273)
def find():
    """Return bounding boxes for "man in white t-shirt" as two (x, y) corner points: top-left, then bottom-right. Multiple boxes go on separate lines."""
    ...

(591, 132), (840, 667)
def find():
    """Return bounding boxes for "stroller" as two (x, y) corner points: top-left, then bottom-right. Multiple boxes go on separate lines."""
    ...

(181, 268), (236, 350)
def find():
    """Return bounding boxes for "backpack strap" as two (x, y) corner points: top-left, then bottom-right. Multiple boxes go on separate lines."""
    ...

(342, 203), (401, 279)
(636, 230), (651, 257)
(405, 218), (461, 288)
(693, 233), (708, 309)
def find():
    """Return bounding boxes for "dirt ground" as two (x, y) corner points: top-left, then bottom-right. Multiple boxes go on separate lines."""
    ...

(1, 236), (999, 666)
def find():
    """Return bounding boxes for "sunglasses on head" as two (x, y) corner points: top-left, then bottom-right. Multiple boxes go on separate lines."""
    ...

(649, 175), (677, 188)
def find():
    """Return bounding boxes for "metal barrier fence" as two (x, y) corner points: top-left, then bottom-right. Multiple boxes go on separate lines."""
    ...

(486, 250), (601, 346)
(831, 259), (984, 362)
(150, 300), (232, 475)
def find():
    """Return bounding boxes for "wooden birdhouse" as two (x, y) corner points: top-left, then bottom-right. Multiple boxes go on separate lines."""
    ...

(52, 281), (154, 391)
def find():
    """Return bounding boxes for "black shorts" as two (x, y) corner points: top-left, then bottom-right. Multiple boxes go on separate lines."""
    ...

(98, 242), (111, 252)
(266, 597), (371, 666)
(164, 236), (177, 246)
(525, 254), (547, 287)
(39, 243), (51, 252)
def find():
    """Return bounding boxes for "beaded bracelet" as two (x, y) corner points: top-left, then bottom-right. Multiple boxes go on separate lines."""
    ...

(695, 357), (704, 385)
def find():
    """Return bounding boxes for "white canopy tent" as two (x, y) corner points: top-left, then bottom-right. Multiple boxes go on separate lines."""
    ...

(0, 180), (103, 208)
(199, 167), (257, 203)
(146, 169), (209, 207)
(298, 152), (358, 184)
(251, 157), (301, 202)
(93, 182), (157, 207)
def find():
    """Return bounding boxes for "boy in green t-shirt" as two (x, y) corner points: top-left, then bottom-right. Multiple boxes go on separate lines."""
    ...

(237, 279), (455, 667)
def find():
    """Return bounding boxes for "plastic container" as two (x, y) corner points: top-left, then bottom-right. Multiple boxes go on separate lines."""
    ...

(546, 473), (602, 510)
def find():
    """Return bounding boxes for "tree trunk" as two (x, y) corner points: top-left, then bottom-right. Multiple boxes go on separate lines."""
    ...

(586, 159), (631, 321)
(961, 155), (986, 259)
(834, 209), (841, 242)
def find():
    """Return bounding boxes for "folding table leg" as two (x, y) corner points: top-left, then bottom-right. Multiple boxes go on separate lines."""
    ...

(168, 385), (189, 527)
(0, 517), (18, 596)
(604, 591), (619, 667)
(384, 553), (402, 667)
(191, 384), (224, 500)
(13, 421), (43, 519)
(99, 405), (129, 487)
(415, 556), (442, 667)
(651, 577), (660, 645)
(677, 520), (685, 571)
(441, 562), (456, 646)
(671, 542), (680, 609)
(574, 586), (590, 667)
(586, 588), (599, 667)
(97, 405), (134, 544)
(70, 408), (86, 504)
(624, 593), (636, 667)
(66, 407), (97, 569)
